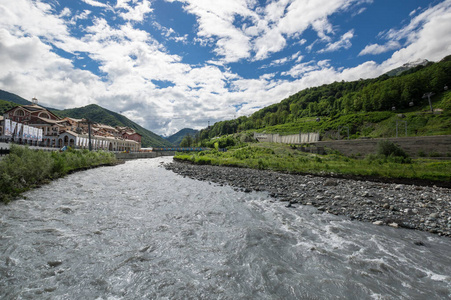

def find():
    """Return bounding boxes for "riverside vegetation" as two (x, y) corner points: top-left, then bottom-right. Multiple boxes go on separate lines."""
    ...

(0, 145), (117, 203)
(174, 138), (451, 187)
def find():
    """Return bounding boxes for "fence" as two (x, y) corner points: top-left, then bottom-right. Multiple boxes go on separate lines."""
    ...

(254, 132), (320, 144)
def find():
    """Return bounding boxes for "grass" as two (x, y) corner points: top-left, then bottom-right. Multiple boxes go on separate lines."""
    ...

(174, 142), (451, 184)
(0, 144), (117, 203)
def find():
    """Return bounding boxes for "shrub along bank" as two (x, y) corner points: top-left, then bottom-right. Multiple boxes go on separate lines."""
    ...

(0, 145), (117, 203)
(174, 141), (451, 186)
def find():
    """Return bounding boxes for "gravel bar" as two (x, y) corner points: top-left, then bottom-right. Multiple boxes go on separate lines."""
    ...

(165, 160), (451, 237)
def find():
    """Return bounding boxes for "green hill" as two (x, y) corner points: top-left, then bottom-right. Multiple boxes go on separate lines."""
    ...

(0, 89), (58, 111)
(53, 104), (173, 148)
(197, 55), (451, 143)
(165, 128), (199, 146)
(0, 90), (32, 106)
(0, 99), (19, 114)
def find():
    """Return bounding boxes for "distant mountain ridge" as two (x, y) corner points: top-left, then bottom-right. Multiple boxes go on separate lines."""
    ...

(0, 89), (59, 111)
(385, 59), (431, 77)
(0, 90), (33, 106)
(164, 128), (199, 146)
(0, 90), (173, 148)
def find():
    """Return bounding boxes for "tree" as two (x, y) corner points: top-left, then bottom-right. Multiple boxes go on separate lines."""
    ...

(180, 134), (193, 147)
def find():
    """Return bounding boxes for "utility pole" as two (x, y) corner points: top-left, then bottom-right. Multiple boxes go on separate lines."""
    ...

(422, 92), (435, 113)
(80, 118), (94, 151)
(396, 120), (407, 137)
(88, 121), (92, 151)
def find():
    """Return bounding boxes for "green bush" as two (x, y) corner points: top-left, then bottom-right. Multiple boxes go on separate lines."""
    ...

(206, 135), (239, 149)
(387, 154), (412, 164)
(195, 156), (213, 165)
(0, 145), (117, 203)
(257, 158), (267, 169)
(377, 140), (409, 158)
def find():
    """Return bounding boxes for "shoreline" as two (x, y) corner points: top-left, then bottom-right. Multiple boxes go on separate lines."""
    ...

(165, 160), (451, 237)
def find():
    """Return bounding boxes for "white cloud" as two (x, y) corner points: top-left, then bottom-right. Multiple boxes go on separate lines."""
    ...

(178, 0), (255, 63)
(359, 0), (451, 68)
(359, 41), (401, 56)
(0, 0), (69, 39)
(318, 29), (354, 53)
(0, 0), (450, 137)
(174, 0), (364, 62)
(281, 61), (319, 78)
(59, 7), (71, 18)
(252, 0), (360, 58)
(0, 28), (103, 108)
(409, 6), (421, 17)
(82, 0), (109, 8)
(116, 0), (152, 22)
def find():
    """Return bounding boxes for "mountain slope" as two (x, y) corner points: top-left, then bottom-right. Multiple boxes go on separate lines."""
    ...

(53, 104), (173, 148)
(165, 128), (199, 146)
(384, 59), (431, 77)
(0, 89), (59, 111)
(0, 99), (19, 114)
(0, 90), (33, 106)
(198, 55), (451, 142)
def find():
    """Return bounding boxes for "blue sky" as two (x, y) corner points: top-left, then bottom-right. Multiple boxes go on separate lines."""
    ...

(1, 0), (450, 135)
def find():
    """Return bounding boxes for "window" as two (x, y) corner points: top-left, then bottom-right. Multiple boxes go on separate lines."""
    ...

(14, 109), (25, 116)
(39, 112), (50, 119)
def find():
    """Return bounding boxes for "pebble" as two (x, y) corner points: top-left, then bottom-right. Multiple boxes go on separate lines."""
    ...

(165, 161), (451, 237)
(47, 260), (63, 268)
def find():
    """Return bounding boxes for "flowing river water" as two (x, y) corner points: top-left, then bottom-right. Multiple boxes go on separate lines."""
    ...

(1, 157), (450, 299)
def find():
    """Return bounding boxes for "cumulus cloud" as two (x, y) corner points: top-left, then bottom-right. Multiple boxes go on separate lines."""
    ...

(0, 0), (450, 137)
(359, 41), (401, 56)
(82, 0), (109, 8)
(174, 0), (365, 62)
(360, 0), (451, 69)
(318, 30), (354, 53)
(116, 0), (153, 22)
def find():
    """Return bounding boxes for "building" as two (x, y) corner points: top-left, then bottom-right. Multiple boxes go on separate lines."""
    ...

(1, 98), (141, 152)
(120, 128), (142, 144)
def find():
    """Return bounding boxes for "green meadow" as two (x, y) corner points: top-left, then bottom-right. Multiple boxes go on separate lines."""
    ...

(174, 141), (451, 185)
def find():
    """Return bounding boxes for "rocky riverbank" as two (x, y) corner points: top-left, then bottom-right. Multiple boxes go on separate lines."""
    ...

(165, 160), (451, 237)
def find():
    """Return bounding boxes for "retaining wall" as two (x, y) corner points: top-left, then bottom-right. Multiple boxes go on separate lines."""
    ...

(313, 135), (451, 157)
(254, 132), (320, 144)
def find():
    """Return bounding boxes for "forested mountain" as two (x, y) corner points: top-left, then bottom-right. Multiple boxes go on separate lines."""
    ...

(0, 99), (19, 114)
(54, 104), (173, 148)
(0, 90), (33, 106)
(164, 128), (199, 146)
(198, 55), (451, 141)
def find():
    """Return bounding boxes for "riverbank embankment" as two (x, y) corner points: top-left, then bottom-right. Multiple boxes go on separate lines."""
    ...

(165, 160), (451, 237)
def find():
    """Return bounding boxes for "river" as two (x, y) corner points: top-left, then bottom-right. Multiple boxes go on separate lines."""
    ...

(1, 157), (450, 299)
